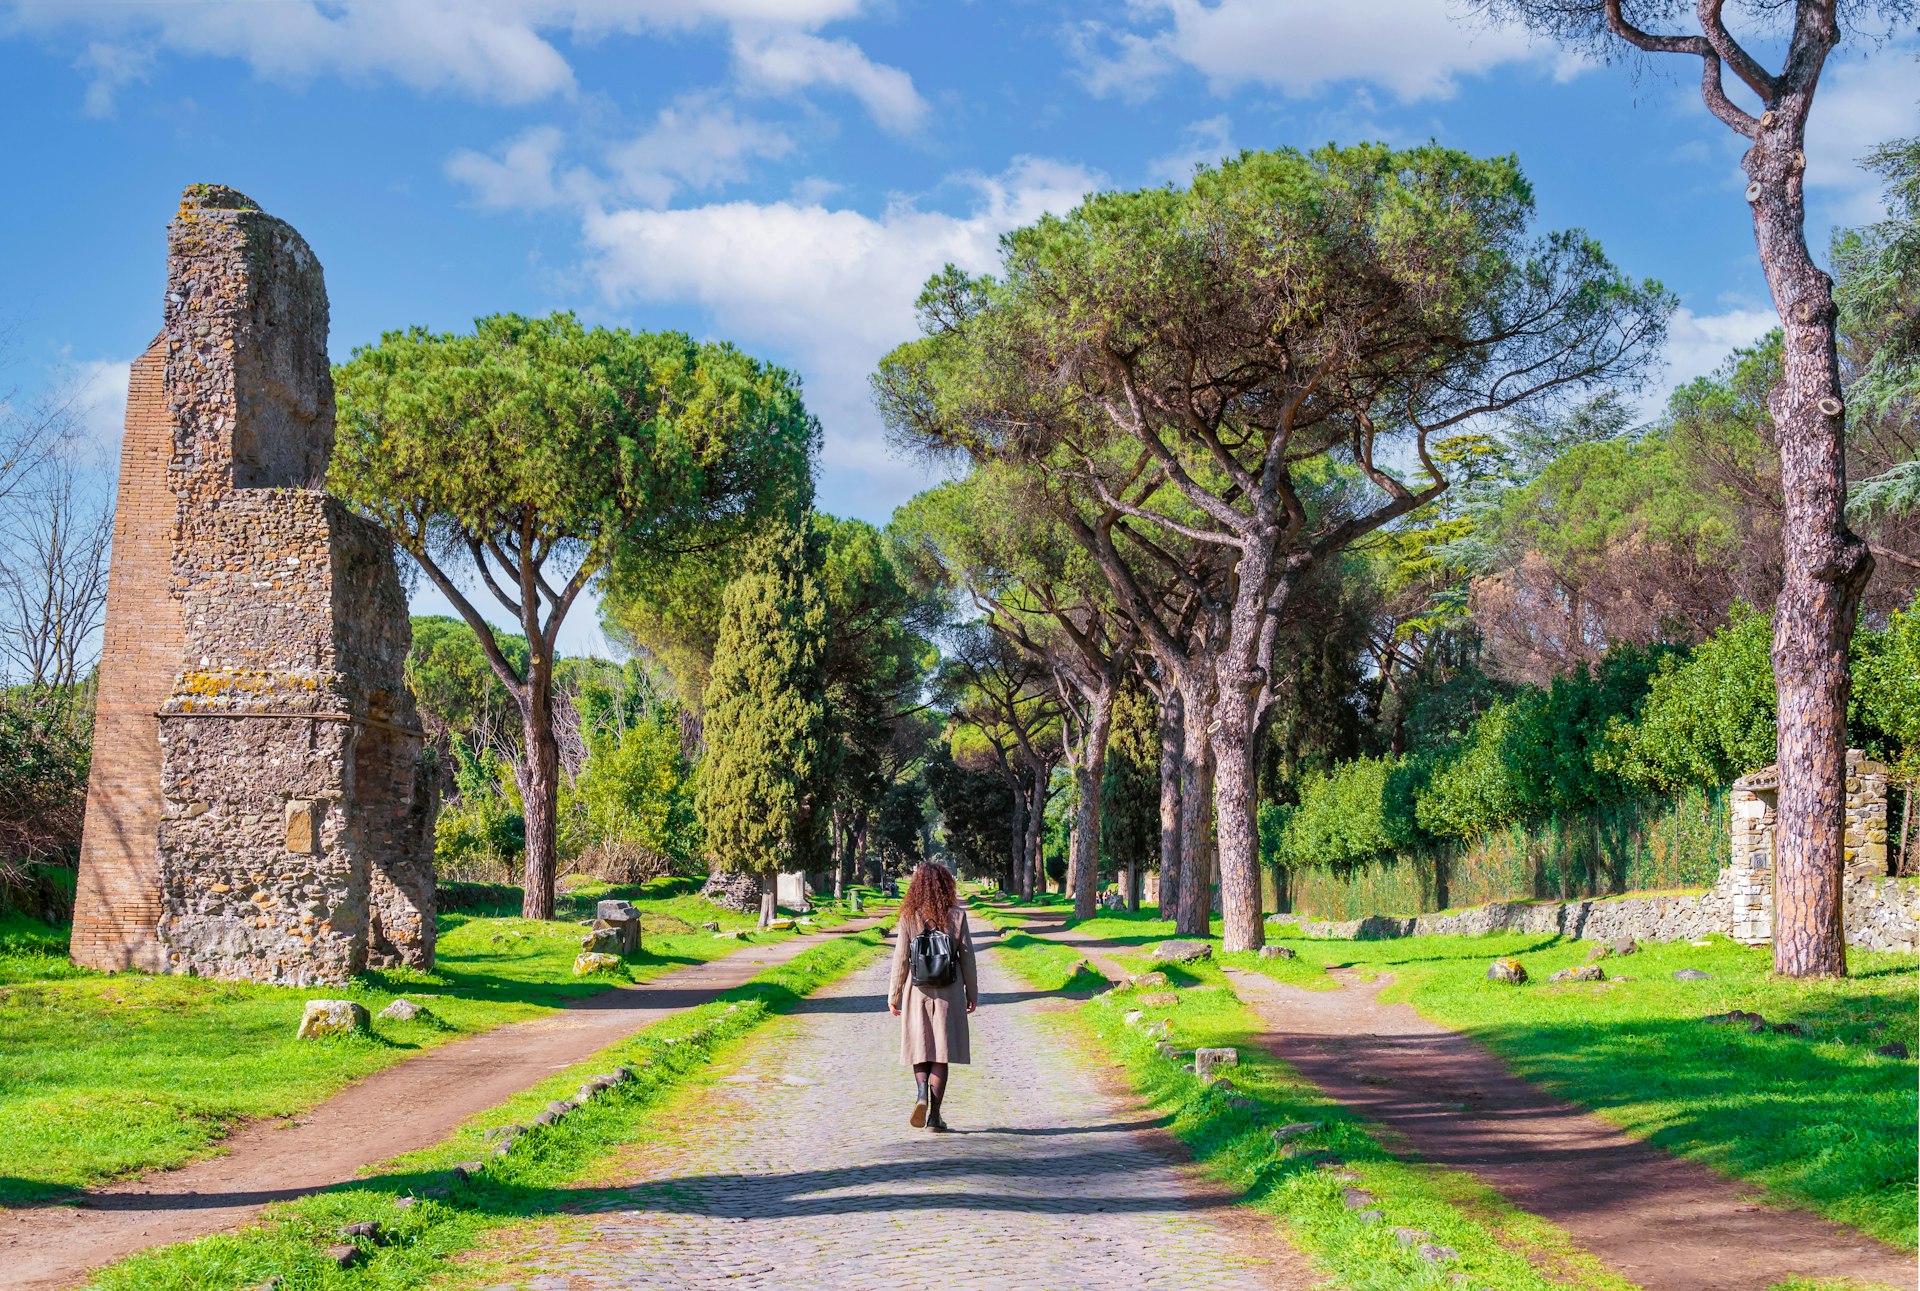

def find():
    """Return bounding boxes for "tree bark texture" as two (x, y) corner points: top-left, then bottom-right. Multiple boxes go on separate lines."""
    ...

(1209, 699), (1265, 952)
(1026, 764), (1049, 899)
(1157, 688), (1183, 922)
(516, 677), (559, 921)
(1068, 691), (1114, 920)
(1176, 694), (1215, 937)
(1008, 772), (1030, 898)
(1739, 20), (1872, 978)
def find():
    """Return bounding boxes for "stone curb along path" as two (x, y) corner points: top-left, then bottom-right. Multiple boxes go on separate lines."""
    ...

(0, 921), (879, 1291)
(1013, 909), (1918, 1291)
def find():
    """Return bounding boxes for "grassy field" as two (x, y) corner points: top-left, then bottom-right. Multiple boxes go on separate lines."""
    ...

(976, 903), (1635, 1291)
(0, 877), (858, 1206)
(994, 899), (1919, 1251)
(80, 924), (892, 1291)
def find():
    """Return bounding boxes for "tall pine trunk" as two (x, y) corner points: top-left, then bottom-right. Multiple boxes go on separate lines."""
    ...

(1025, 764), (1048, 899)
(516, 674), (559, 921)
(1157, 689), (1183, 922)
(1210, 687), (1265, 952)
(1176, 692), (1214, 936)
(1069, 691), (1114, 920)
(1750, 95), (1873, 977)
(1008, 772), (1030, 898)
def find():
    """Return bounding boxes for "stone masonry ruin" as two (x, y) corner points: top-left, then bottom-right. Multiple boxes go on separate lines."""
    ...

(71, 184), (436, 985)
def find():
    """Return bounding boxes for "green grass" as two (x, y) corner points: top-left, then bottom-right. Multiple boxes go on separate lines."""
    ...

(80, 924), (891, 1291)
(983, 924), (1634, 1290)
(0, 877), (811, 1206)
(1034, 905), (1920, 1251)
(1272, 926), (1920, 1250)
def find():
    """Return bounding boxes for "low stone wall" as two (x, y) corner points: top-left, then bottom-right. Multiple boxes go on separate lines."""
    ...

(1279, 866), (1919, 954)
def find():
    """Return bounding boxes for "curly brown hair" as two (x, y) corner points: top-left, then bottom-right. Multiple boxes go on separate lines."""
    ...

(899, 862), (958, 931)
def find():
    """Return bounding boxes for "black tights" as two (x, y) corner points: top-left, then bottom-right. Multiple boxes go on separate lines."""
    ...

(913, 1061), (949, 1115)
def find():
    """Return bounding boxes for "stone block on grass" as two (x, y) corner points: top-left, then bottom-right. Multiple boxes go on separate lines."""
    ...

(1548, 965), (1605, 984)
(377, 997), (427, 1022)
(297, 999), (370, 1039)
(1193, 1047), (1238, 1082)
(1485, 958), (1526, 985)
(1673, 968), (1713, 981)
(574, 951), (623, 976)
(1129, 971), (1169, 987)
(1259, 945), (1296, 959)
(1151, 940), (1212, 963)
(1136, 991), (1179, 1008)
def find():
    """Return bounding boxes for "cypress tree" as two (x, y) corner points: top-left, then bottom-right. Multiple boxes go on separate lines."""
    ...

(698, 521), (835, 926)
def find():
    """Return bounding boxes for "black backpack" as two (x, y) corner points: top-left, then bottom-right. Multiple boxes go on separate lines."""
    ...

(909, 915), (959, 988)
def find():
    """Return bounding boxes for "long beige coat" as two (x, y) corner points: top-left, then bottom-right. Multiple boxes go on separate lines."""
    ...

(887, 906), (978, 1065)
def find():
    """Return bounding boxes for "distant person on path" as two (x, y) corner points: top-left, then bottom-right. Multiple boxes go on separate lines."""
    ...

(888, 862), (978, 1132)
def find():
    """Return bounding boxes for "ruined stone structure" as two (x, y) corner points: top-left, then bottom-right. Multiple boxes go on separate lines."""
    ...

(1726, 751), (1901, 948)
(72, 184), (435, 985)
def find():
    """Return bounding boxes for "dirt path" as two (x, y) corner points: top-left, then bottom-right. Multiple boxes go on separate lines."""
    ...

(1019, 911), (1917, 1291)
(470, 916), (1312, 1291)
(0, 924), (874, 1291)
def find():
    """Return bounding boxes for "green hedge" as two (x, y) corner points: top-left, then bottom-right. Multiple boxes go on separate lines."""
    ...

(1268, 600), (1918, 882)
(1285, 786), (1729, 919)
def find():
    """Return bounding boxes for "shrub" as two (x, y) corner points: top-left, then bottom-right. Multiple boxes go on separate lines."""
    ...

(569, 713), (699, 875)
(1272, 756), (1420, 868)
(0, 688), (93, 919)
(1601, 606), (1776, 792)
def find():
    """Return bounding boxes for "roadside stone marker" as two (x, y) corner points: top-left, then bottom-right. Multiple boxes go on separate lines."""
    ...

(297, 999), (370, 1039)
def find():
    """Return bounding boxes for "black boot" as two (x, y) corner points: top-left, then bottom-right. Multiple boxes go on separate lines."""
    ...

(910, 1075), (929, 1128)
(928, 1094), (948, 1132)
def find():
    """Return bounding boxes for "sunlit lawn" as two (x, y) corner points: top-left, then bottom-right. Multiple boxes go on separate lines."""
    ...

(1008, 900), (1919, 1249)
(0, 877), (839, 1205)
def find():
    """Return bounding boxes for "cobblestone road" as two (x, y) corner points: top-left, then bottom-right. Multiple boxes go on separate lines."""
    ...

(478, 918), (1296, 1291)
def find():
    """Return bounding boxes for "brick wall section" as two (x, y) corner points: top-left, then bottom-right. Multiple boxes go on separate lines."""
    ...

(71, 336), (179, 973)
(72, 184), (434, 983)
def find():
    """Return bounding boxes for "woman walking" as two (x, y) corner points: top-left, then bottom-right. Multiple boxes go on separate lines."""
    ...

(887, 862), (978, 1132)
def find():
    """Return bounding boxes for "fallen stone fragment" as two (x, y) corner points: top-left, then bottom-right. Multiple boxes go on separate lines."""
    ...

(1259, 945), (1296, 959)
(1272, 1121), (1321, 1142)
(1137, 991), (1179, 1008)
(1418, 1243), (1459, 1264)
(1874, 1042), (1910, 1058)
(297, 999), (370, 1039)
(1585, 943), (1613, 962)
(1548, 965), (1605, 983)
(701, 920), (720, 931)
(378, 997), (427, 1022)
(574, 951), (622, 976)
(1612, 936), (1639, 956)
(1227, 1096), (1257, 1111)
(713, 930), (745, 940)
(1193, 1047), (1239, 1081)
(1703, 1010), (1766, 1029)
(1356, 1209), (1384, 1224)
(766, 917), (796, 931)
(531, 1111), (558, 1126)
(1673, 968), (1713, 981)
(1393, 1227), (1429, 1248)
(1129, 971), (1169, 988)
(450, 1161), (482, 1180)
(1769, 1021), (1807, 1037)
(1342, 1187), (1375, 1209)
(337, 1221), (381, 1241)
(1151, 939), (1213, 963)
(1485, 958), (1526, 985)
(547, 1099), (575, 1116)
(1123, 1010), (1145, 1028)
(325, 1243), (359, 1268)
(392, 1196), (418, 1210)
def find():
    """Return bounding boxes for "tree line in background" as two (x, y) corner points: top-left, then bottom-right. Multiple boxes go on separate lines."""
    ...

(2, 5), (1913, 980)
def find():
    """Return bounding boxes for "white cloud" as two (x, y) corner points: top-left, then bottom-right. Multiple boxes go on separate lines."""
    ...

(1643, 305), (1777, 415)
(1805, 44), (1920, 225)
(69, 357), (132, 455)
(1148, 114), (1233, 185)
(446, 126), (581, 210)
(606, 98), (794, 207)
(1071, 0), (1538, 102)
(578, 157), (1103, 518)
(9, 0), (881, 109)
(731, 30), (928, 133)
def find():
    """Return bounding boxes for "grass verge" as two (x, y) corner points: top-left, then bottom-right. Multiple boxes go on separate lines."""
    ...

(79, 923), (891, 1290)
(1012, 904), (1919, 1252)
(0, 877), (813, 1205)
(982, 921), (1634, 1290)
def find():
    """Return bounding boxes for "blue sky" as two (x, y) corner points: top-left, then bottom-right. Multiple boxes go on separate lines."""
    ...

(1, 1), (1913, 656)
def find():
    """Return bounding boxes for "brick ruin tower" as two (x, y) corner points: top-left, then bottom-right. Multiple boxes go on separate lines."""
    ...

(71, 184), (436, 985)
